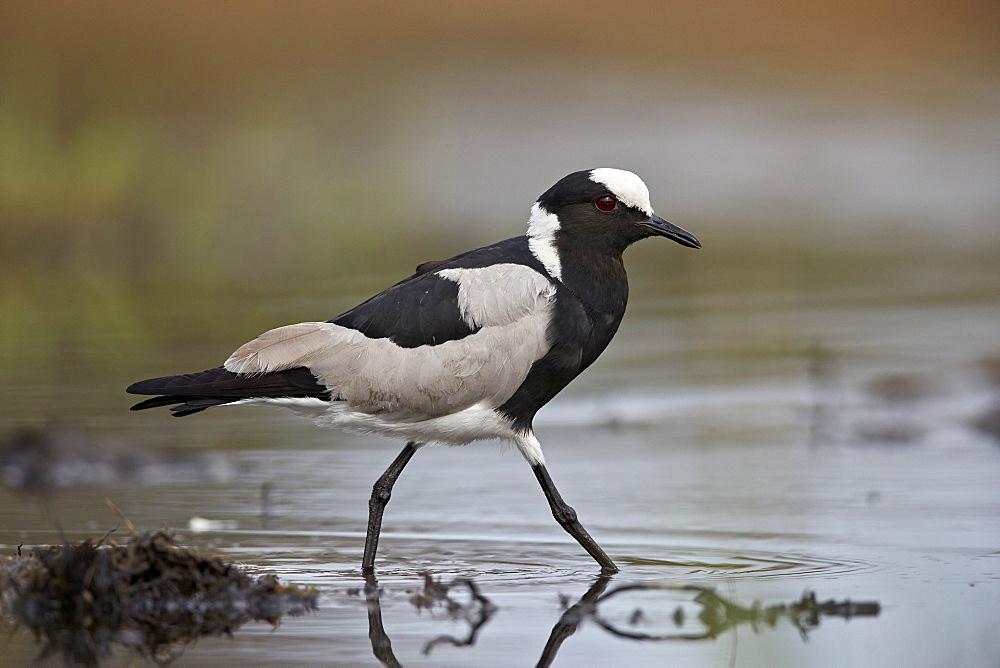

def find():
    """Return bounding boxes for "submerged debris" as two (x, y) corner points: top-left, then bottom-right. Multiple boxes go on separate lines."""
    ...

(407, 572), (452, 611)
(0, 529), (317, 665)
(586, 582), (880, 642)
(362, 572), (497, 664)
(418, 576), (497, 656)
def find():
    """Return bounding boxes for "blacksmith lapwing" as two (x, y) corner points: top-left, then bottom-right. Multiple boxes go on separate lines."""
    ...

(127, 168), (701, 574)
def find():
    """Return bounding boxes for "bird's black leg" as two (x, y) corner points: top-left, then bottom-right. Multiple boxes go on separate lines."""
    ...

(532, 463), (618, 574)
(363, 441), (421, 573)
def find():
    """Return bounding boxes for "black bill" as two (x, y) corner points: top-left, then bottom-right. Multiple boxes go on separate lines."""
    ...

(642, 214), (701, 249)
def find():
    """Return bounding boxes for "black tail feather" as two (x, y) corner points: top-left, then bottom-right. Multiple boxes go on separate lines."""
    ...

(129, 396), (188, 411)
(127, 366), (331, 417)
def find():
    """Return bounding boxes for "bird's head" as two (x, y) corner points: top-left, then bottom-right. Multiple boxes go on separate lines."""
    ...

(527, 168), (701, 258)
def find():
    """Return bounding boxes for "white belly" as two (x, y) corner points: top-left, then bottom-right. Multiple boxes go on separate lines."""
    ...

(230, 397), (545, 464)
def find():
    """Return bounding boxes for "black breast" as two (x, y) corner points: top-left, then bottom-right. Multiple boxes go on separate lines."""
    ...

(497, 254), (629, 431)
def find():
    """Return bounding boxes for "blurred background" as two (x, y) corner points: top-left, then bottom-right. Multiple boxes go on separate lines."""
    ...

(2, 1), (997, 420)
(1, 2), (999, 664)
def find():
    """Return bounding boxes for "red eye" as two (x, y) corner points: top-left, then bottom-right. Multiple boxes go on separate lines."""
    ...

(595, 195), (617, 212)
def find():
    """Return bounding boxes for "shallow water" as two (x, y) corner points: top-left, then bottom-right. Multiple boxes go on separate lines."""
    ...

(2, 244), (999, 666)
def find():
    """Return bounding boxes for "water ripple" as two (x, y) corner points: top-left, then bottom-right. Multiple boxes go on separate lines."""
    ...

(622, 548), (876, 579)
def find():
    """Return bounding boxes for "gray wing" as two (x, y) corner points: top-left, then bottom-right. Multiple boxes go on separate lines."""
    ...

(224, 263), (557, 418)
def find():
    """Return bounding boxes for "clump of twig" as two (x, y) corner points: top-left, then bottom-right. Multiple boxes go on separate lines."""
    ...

(0, 529), (317, 665)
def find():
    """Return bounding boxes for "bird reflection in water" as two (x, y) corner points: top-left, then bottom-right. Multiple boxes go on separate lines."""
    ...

(362, 574), (881, 667)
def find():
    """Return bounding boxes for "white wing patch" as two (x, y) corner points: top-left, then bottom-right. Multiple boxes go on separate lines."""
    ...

(590, 168), (653, 216)
(436, 264), (556, 329)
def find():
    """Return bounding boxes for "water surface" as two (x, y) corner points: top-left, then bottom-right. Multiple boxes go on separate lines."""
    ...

(2, 245), (998, 666)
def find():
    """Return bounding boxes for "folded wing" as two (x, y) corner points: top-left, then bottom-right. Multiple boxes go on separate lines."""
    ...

(129, 256), (560, 421)
(224, 263), (558, 418)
